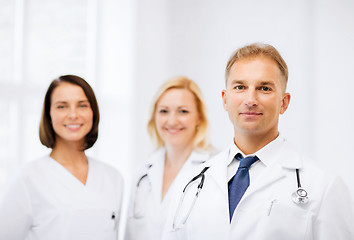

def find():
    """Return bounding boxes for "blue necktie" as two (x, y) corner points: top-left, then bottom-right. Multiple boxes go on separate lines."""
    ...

(228, 153), (259, 221)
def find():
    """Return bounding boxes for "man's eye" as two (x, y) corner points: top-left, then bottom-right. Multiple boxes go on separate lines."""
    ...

(235, 85), (244, 90)
(262, 86), (270, 91)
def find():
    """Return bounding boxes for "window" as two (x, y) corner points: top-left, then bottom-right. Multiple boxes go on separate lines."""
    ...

(0, 0), (135, 197)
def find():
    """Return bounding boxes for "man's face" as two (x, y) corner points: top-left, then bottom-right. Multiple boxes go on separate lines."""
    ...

(222, 56), (290, 138)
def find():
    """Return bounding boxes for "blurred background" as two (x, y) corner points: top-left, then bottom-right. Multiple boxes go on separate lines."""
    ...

(1, 0), (353, 237)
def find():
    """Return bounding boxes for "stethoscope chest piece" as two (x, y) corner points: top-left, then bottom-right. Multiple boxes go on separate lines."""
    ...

(292, 169), (309, 204)
(292, 187), (308, 204)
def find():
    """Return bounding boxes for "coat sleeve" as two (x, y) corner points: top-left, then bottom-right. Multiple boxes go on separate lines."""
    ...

(314, 176), (354, 240)
(0, 173), (32, 240)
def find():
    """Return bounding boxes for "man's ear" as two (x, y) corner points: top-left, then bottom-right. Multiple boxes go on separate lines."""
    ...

(280, 93), (291, 114)
(222, 90), (228, 111)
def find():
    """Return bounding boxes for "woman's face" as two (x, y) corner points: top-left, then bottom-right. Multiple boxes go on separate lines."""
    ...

(50, 82), (93, 146)
(155, 88), (200, 149)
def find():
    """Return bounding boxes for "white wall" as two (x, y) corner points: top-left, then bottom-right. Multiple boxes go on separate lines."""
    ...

(134, 0), (354, 196)
(313, 0), (354, 190)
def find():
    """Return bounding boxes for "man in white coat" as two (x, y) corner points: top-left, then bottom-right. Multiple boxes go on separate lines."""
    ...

(162, 43), (354, 240)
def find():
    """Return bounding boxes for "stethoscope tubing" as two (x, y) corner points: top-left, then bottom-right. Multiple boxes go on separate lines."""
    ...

(135, 165), (309, 227)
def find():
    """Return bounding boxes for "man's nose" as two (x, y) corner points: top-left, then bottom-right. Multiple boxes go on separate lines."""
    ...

(244, 89), (258, 107)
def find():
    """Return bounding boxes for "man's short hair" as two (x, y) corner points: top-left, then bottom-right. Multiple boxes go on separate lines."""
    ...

(225, 43), (288, 89)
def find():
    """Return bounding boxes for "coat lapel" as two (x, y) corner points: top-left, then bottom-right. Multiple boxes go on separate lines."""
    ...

(146, 149), (165, 204)
(206, 149), (230, 197)
(238, 141), (304, 207)
(241, 164), (286, 202)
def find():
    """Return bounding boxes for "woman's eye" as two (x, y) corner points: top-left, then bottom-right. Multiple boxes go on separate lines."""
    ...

(159, 109), (168, 114)
(79, 104), (89, 108)
(180, 110), (189, 114)
(57, 105), (65, 109)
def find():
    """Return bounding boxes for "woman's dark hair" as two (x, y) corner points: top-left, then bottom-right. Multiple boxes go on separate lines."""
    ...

(39, 75), (99, 150)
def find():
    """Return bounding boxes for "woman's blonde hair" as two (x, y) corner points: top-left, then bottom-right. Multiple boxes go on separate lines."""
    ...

(147, 76), (210, 150)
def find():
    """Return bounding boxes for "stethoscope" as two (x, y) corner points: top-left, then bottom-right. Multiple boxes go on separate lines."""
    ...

(291, 168), (309, 204)
(172, 166), (209, 230)
(132, 165), (210, 224)
(133, 165), (152, 218)
(172, 166), (309, 230)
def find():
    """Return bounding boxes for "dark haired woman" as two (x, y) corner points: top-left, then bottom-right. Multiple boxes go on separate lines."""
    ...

(0, 75), (123, 240)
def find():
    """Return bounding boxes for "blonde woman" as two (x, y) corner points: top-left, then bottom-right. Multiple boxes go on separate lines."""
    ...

(125, 76), (215, 240)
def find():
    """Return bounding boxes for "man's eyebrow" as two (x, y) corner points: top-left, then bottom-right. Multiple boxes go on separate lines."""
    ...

(259, 81), (276, 86)
(230, 80), (245, 85)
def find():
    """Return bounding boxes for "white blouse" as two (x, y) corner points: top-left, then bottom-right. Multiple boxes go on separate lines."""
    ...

(0, 155), (124, 240)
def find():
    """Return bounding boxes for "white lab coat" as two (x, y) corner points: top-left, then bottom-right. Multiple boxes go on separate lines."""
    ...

(0, 155), (124, 240)
(125, 148), (212, 240)
(162, 137), (354, 240)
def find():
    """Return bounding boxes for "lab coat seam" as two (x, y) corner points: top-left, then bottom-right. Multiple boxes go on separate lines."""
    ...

(312, 175), (335, 224)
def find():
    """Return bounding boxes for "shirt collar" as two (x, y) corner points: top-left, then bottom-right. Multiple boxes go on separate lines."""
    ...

(145, 147), (211, 168)
(189, 149), (211, 164)
(227, 133), (285, 167)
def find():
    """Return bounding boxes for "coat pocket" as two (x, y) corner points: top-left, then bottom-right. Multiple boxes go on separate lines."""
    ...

(259, 200), (311, 240)
(64, 209), (118, 240)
